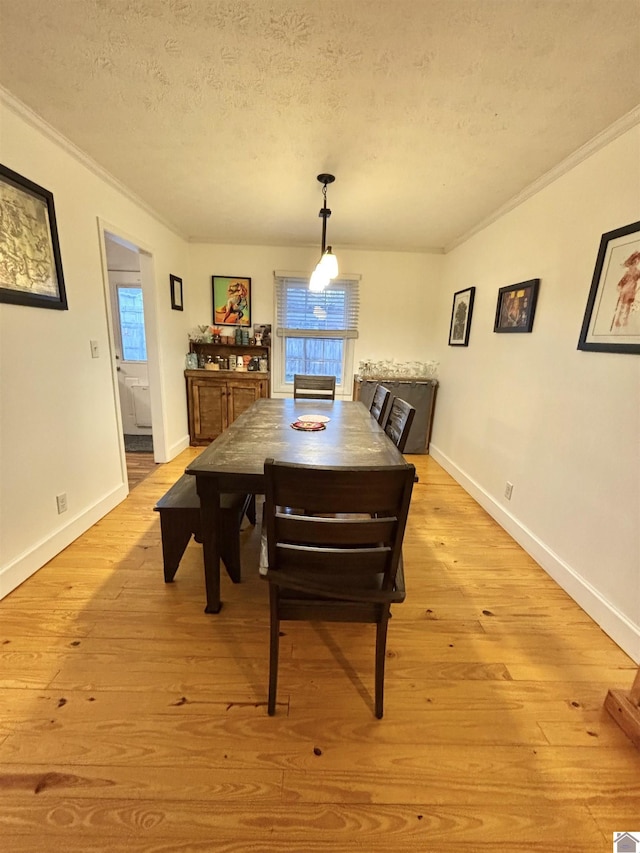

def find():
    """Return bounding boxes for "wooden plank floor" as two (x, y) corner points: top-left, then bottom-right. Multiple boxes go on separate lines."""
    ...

(125, 451), (157, 490)
(1, 448), (638, 851)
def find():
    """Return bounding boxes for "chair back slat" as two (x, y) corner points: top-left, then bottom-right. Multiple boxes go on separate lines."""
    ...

(293, 374), (336, 400)
(270, 463), (410, 515)
(276, 545), (390, 576)
(276, 513), (398, 546)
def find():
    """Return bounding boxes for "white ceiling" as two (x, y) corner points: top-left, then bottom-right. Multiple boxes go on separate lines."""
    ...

(1, 0), (639, 252)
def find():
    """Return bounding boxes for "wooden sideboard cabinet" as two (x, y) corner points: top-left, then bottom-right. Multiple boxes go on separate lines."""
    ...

(185, 370), (269, 445)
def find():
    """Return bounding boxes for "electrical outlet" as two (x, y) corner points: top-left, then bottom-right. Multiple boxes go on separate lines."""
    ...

(56, 493), (68, 514)
(504, 482), (513, 500)
(90, 339), (99, 358)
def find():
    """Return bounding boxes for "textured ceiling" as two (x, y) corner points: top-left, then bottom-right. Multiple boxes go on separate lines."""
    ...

(0, 0), (639, 252)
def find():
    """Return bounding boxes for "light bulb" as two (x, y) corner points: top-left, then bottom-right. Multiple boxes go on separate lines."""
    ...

(319, 247), (339, 279)
(309, 265), (329, 292)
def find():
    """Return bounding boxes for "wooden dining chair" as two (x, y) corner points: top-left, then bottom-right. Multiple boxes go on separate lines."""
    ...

(293, 374), (336, 400)
(369, 383), (391, 425)
(261, 458), (415, 718)
(384, 396), (416, 453)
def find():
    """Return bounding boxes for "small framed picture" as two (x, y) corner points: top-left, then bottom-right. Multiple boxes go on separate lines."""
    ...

(0, 163), (68, 310)
(170, 274), (183, 311)
(577, 220), (640, 354)
(253, 323), (271, 346)
(212, 276), (251, 327)
(494, 279), (540, 333)
(448, 286), (476, 346)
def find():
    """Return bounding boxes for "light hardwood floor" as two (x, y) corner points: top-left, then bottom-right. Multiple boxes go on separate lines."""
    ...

(1, 448), (638, 851)
(125, 451), (157, 490)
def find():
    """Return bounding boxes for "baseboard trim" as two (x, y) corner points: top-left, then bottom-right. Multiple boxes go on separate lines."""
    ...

(166, 434), (191, 461)
(429, 444), (640, 664)
(0, 484), (128, 600)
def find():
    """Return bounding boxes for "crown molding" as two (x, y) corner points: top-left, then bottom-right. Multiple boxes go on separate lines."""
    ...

(0, 86), (185, 240)
(445, 105), (640, 253)
(3, 85), (636, 256)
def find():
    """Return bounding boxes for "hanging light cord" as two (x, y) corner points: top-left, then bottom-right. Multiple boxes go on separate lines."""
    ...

(319, 180), (331, 255)
(309, 173), (338, 292)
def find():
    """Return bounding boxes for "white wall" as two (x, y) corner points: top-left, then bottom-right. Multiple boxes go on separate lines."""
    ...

(187, 242), (445, 393)
(2, 90), (638, 665)
(0, 95), (191, 597)
(431, 125), (640, 661)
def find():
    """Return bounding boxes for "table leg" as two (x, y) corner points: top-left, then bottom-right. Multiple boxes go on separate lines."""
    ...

(196, 475), (223, 613)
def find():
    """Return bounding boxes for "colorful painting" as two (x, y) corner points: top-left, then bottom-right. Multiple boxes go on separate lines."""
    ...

(578, 221), (640, 354)
(0, 163), (67, 310)
(212, 276), (251, 327)
(494, 279), (540, 334)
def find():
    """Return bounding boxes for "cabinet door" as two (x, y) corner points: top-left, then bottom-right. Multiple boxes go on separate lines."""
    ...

(190, 377), (227, 442)
(226, 378), (265, 424)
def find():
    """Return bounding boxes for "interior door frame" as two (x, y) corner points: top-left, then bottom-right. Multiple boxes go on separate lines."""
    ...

(110, 270), (150, 435)
(97, 218), (167, 477)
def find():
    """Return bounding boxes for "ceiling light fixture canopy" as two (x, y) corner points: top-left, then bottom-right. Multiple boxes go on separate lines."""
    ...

(309, 173), (339, 292)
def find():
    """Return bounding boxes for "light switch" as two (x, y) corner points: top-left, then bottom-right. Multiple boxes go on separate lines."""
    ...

(90, 340), (99, 358)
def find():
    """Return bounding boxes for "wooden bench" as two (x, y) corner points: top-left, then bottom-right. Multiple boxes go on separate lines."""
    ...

(154, 474), (256, 584)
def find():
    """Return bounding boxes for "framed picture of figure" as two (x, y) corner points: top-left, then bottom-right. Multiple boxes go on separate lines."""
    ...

(494, 279), (540, 334)
(578, 221), (640, 354)
(212, 275), (251, 327)
(448, 286), (475, 346)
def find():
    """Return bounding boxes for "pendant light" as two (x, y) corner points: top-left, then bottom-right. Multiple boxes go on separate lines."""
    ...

(309, 173), (339, 292)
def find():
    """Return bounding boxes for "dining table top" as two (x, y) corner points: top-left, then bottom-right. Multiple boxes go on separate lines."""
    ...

(184, 397), (410, 613)
(185, 398), (407, 483)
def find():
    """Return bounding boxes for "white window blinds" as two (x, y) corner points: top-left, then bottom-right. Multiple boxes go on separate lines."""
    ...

(274, 274), (360, 339)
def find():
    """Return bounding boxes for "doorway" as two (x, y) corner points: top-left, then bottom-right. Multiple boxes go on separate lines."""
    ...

(102, 228), (158, 488)
(112, 285), (151, 445)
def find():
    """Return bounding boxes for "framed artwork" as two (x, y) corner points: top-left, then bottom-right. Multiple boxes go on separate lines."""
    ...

(253, 323), (271, 346)
(448, 286), (476, 346)
(212, 275), (251, 327)
(494, 279), (540, 333)
(577, 220), (640, 354)
(170, 274), (183, 311)
(0, 163), (68, 310)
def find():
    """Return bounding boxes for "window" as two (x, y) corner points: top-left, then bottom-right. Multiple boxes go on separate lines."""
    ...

(117, 286), (147, 362)
(274, 273), (360, 394)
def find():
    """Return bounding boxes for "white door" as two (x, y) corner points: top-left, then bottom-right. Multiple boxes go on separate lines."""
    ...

(108, 270), (151, 435)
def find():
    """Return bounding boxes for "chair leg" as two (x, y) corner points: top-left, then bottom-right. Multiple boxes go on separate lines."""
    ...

(374, 611), (390, 719)
(268, 588), (280, 715)
(245, 494), (257, 526)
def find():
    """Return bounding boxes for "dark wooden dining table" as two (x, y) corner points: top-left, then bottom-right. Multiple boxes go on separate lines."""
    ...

(185, 398), (408, 613)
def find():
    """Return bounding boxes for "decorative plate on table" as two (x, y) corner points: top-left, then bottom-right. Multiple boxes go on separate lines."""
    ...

(296, 414), (331, 423)
(290, 420), (326, 431)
